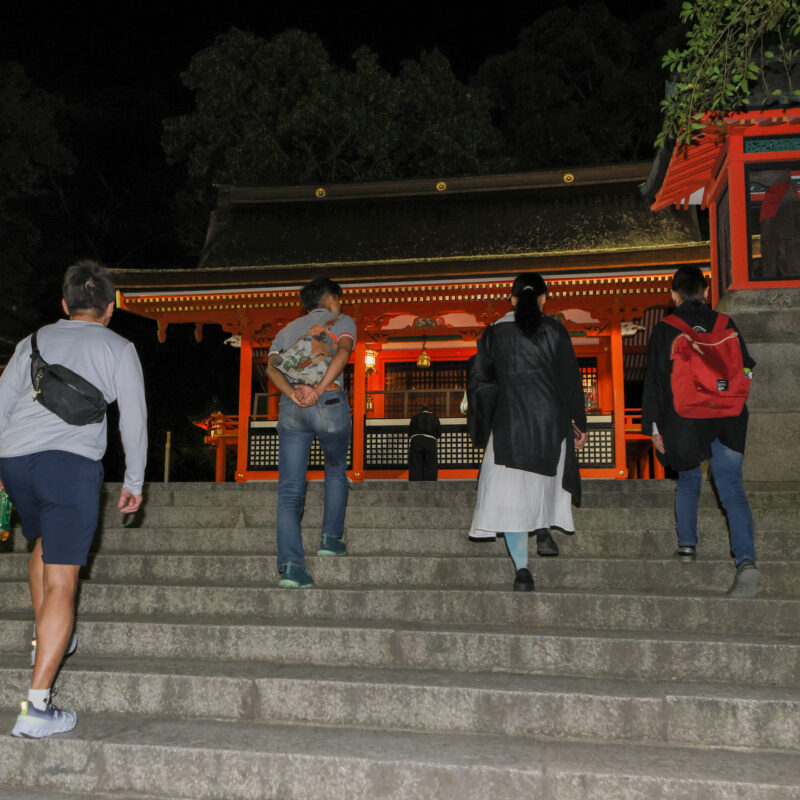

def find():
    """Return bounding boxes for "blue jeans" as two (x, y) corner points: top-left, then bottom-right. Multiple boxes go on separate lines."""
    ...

(675, 438), (756, 565)
(276, 390), (351, 572)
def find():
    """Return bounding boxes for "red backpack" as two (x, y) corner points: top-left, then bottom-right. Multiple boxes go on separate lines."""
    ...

(663, 313), (751, 419)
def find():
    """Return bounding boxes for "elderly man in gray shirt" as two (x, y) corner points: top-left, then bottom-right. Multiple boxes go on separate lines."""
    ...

(0, 260), (147, 738)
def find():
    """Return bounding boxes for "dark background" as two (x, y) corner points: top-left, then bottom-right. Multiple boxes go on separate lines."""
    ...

(1, 0), (681, 481)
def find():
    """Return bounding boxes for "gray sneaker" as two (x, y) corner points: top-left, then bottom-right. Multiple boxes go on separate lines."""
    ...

(727, 559), (760, 598)
(11, 700), (77, 738)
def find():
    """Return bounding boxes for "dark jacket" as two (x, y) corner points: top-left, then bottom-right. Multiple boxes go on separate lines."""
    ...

(641, 299), (755, 472)
(467, 313), (587, 503)
(409, 409), (441, 440)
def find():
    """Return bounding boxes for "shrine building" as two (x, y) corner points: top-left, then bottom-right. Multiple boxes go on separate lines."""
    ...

(112, 161), (710, 483)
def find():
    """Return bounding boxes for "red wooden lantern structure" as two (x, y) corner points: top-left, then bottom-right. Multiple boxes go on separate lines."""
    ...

(652, 108), (800, 302)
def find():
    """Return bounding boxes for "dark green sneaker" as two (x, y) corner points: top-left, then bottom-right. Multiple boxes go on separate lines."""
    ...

(278, 564), (314, 589)
(317, 535), (347, 556)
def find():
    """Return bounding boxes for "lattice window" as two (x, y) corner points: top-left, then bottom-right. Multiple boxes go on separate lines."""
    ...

(364, 424), (483, 470)
(365, 430), (408, 469)
(250, 420), (613, 471)
(384, 362), (466, 418)
(248, 426), (352, 470)
(437, 430), (484, 469)
(577, 423), (614, 468)
(248, 429), (280, 469)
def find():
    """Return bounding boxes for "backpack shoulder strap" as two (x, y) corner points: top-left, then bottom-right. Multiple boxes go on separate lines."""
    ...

(662, 314), (694, 335)
(710, 313), (731, 335)
(30, 330), (41, 358)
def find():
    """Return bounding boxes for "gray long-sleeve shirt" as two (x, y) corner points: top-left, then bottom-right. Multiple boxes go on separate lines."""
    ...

(0, 319), (147, 493)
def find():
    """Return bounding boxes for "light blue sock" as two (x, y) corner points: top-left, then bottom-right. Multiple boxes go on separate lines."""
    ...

(504, 531), (528, 570)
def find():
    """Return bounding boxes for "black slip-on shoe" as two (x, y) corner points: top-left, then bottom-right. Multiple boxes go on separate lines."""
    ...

(513, 568), (535, 592)
(675, 545), (696, 563)
(536, 530), (559, 557)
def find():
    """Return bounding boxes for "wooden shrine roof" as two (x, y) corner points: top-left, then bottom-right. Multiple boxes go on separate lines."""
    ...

(652, 108), (800, 211)
(193, 162), (699, 271)
(112, 241), (709, 294)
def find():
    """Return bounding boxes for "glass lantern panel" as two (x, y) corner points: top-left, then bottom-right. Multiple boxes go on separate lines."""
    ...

(746, 162), (800, 281)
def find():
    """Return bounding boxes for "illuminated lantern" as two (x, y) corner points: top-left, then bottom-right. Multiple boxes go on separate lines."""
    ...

(364, 346), (377, 375)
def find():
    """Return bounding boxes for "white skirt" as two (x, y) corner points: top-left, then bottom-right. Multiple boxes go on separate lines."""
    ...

(469, 435), (575, 539)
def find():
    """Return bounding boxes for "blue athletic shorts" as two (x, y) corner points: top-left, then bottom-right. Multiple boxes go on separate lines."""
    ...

(0, 450), (104, 565)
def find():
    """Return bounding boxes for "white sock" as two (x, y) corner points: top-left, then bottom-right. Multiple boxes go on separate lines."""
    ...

(28, 688), (50, 711)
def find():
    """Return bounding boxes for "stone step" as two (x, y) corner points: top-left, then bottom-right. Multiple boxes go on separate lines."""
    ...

(2, 617), (799, 688)
(1, 552), (796, 595)
(90, 479), (800, 508)
(0, 790), (164, 800)
(39, 503), (794, 531)
(3, 582), (800, 636)
(9, 524), (800, 562)
(2, 658), (799, 751)
(1, 713), (798, 800)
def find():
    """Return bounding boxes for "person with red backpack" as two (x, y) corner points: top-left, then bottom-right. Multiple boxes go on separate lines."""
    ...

(642, 265), (758, 597)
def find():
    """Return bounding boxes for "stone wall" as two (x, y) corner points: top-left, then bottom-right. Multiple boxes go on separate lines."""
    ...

(716, 288), (800, 481)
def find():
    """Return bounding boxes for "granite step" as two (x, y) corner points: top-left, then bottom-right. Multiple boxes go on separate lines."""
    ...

(1, 552), (796, 595)
(2, 658), (799, 751)
(2, 617), (799, 688)
(0, 791), (165, 800)
(87, 479), (800, 509)
(2, 582), (798, 634)
(27, 503), (792, 531)
(2, 480), (799, 799)
(8, 525), (800, 562)
(1, 714), (798, 800)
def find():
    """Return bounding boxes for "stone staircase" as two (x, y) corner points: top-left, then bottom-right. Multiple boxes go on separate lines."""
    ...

(0, 479), (799, 799)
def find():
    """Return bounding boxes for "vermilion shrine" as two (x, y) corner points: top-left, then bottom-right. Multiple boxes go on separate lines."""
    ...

(113, 162), (714, 482)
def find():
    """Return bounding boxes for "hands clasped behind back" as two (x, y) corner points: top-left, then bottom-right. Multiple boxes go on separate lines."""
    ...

(291, 385), (321, 407)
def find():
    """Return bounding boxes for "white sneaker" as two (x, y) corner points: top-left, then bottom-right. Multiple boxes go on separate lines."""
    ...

(10, 700), (77, 738)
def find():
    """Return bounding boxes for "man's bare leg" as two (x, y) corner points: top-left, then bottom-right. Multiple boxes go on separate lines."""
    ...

(30, 561), (80, 690)
(27, 539), (44, 617)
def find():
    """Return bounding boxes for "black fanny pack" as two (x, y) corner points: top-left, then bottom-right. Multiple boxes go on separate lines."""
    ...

(30, 330), (107, 425)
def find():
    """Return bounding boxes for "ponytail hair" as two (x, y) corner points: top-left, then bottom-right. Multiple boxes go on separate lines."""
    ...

(511, 272), (547, 338)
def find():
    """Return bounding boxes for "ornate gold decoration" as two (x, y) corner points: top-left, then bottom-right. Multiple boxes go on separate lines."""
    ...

(435, 181), (447, 192)
(417, 338), (431, 368)
(563, 173), (575, 183)
(315, 187), (327, 198)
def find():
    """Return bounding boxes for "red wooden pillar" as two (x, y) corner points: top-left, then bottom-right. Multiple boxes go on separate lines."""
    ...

(351, 340), (367, 482)
(235, 334), (253, 482)
(596, 347), (613, 413)
(609, 313), (628, 478)
(215, 440), (226, 483)
(725, 137), (749, 290)
(708, 200), (720, 307)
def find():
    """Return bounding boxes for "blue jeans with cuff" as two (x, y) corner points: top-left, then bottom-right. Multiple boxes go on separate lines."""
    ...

(675, 438), (756, 565)
(276, 389), (351, 572)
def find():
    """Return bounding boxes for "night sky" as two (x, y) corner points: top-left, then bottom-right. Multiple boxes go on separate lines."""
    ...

(2, 0), (677, 481)
(4, 0), (671, 94)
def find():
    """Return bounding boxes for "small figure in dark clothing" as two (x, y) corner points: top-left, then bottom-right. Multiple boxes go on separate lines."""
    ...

(408, 406), (441, 481)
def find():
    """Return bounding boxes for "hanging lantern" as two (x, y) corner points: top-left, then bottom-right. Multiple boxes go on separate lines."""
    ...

(366, 395), (374, 412)
(364, 346), (377, 375)
(416, 339), (431, 368)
